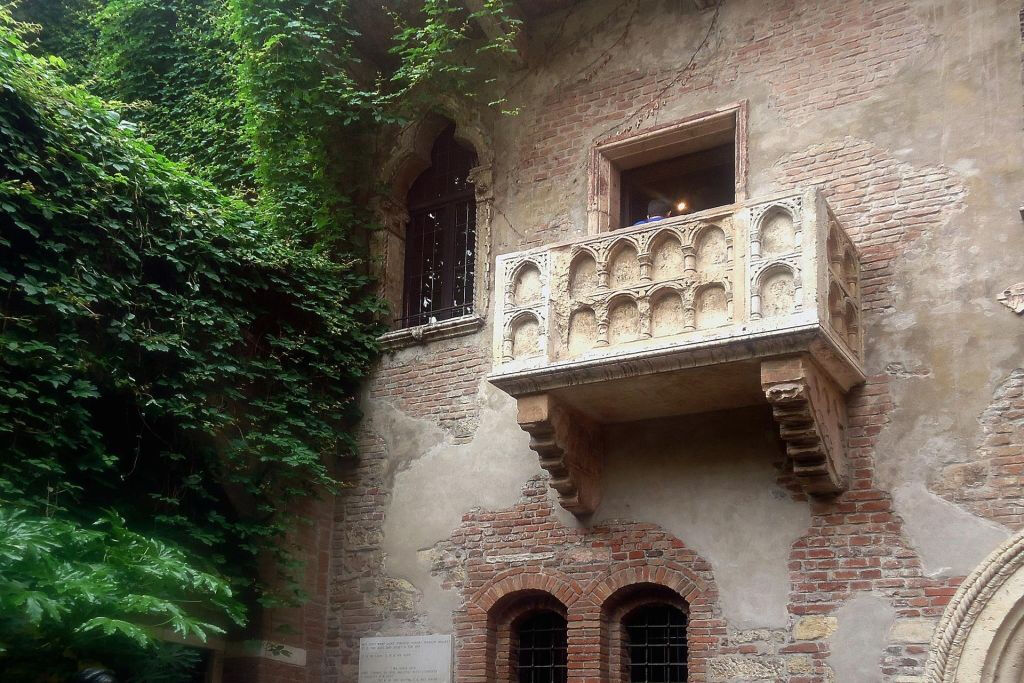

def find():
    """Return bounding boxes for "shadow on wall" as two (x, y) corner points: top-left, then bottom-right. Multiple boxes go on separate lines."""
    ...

(595, 405), (812, 629)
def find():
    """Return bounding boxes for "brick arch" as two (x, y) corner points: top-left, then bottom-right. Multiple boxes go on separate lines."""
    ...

(457, 568), (582, 683)
(584, 563), (708, 608)
(580, 564), (717, 683)
(467, 567), (583, 613)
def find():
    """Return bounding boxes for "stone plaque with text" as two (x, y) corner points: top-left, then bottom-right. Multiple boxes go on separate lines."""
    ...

(358, 634), (452, 683)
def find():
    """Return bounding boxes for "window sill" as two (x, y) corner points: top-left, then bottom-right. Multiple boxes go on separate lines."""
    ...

(378, 314), (485, 351)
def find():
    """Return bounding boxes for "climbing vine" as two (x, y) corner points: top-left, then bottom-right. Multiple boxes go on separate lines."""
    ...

(1, 0), (519, 679)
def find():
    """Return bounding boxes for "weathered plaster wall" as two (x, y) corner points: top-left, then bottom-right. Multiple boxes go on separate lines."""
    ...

(595, 409), (810, 630)
(375, 381), (538, 632)
(827, 593), (897, 682)
(324, 1), (1024, 682)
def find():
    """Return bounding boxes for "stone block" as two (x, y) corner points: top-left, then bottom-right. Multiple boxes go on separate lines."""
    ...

(707, 656), (785, 681)
(793, 615), (838, 640)
(889, 618), (935, 643)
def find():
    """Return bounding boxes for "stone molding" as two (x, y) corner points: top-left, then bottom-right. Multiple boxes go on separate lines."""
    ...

(491, 323), (862, 397)
(372, 107), (495, 328)
(761, 354), (849, 496)
(926, 528), (1024, 682)
(378, 314), (485, 351)
(515, 393), (604, 515)
(997, 282), (1024, 314)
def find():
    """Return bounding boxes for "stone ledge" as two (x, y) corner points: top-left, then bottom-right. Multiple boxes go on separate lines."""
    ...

(378, 314), (485, 351)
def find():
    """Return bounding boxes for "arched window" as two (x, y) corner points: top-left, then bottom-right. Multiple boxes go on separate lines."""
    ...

(402, 123), (478, 327)
(624, 604), (688, 682)
(513, 611), (568, 683)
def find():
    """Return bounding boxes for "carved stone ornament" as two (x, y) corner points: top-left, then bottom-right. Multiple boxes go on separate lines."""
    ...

(761, 355), (849, 496)
(515, 393), (603, 515)
(926, 527), (1024, 682)
(996, 282), (1024, 314)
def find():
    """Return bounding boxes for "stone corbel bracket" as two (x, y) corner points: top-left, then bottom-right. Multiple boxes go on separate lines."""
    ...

(515, 393), (603, 515)
(761, 354), (850, 496)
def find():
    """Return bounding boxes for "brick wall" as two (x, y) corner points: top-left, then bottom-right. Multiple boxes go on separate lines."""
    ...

(223, 496), (334, 683)
(772, 137), (966, 314)
(516, 0), (929, 235)
(369, 338), (490, 441)
(318, 1), (1015, 682)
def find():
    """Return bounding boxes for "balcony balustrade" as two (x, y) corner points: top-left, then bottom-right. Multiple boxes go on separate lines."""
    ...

(488, 187), (864, 515)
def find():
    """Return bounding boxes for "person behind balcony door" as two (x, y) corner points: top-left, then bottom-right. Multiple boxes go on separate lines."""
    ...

(633, 198), (674, 226)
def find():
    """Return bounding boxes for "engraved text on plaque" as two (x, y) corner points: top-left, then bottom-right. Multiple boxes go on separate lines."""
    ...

(358, 634), (452, 683)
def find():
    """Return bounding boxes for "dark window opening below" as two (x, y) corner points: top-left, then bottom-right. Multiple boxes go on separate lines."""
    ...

(515, 611), (568, 683)
(619, 142), (735, 228)
(625, 604), (688, 683)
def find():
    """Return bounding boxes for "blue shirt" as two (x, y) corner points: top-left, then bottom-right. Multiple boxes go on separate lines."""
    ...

(632, 215), (666, 226)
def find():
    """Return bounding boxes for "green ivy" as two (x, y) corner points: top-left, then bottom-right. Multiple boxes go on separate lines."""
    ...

(231, 0), (520, 240)
(92, 0), (256, 195)
(1, 0), (519, 678)
(0, 8), (381, 677)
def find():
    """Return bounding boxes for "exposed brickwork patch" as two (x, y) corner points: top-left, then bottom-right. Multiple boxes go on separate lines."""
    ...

(932, 369), (1024, 529)
(517, 0), (929, 198)
(727, 1), (929, 123)
(370, 338), (489, 439)
(775, 376), (966, 682)
(772, 137), (967, 312)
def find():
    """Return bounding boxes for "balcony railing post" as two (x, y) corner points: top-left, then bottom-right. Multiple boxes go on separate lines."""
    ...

(638, 297), (652, 339)
(638, 252), (653, 283)
(682, 246), (697, 274)
(595, 302), (609, 347)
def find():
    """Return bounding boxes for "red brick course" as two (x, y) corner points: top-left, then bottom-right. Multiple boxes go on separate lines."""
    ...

(444, 481), (724, 683)
(772, 137), (966, 313)
(223, 496), (334, 683)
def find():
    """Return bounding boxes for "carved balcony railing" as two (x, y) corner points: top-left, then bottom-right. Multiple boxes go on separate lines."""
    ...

(488, 187), (864, 514)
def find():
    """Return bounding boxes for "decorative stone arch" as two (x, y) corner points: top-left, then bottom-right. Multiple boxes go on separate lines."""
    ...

(501, 309), (544, 362)
(506, 257), (545, 309)
(751, 203), (801, 259)
(568, 246), (600, 298)
(751, 261), (801, 320)
(641, 225), (687, 254)
(373, 104), (495, 343)
(458, 568), (581, 683)
(927, 529), (1024, 682)
(692, 280), (733, 329)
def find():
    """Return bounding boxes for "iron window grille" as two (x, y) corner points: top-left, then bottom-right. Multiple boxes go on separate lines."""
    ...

(625, 604), (688, 683)
(514, 611), (568, 683)
(401, 124), (478, 328)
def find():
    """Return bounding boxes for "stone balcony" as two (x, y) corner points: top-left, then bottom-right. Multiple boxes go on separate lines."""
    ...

(488, 188), (865, 515)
